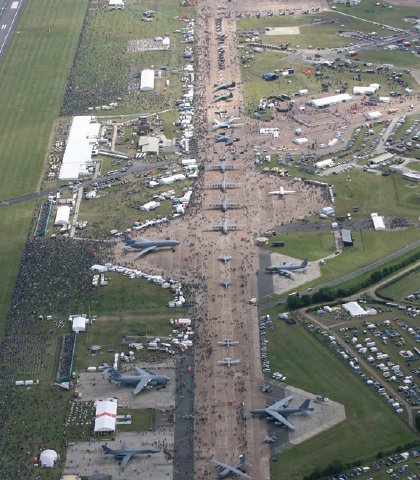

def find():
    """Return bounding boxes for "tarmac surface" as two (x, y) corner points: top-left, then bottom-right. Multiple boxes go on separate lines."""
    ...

(0, 0), (24, 61)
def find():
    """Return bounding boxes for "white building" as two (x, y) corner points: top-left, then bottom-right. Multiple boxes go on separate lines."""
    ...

(72, 317), (87, 333)
(371, 212), (385, 230)
(140, 69), (155, 91)
(353, 84), (380, 95)
(59, 116), (100, 180)
(109, 0), (125, 9)
(293, 137), (308, 145)
(315, 159), (335, 169)
(94, 399), (117, 432)
(308, 93), (353, 109)
(342, 301), (369, 317)
(54, 206), (71, 226)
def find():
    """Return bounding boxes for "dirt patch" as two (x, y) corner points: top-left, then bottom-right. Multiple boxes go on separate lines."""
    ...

(266, 26), (300, 35)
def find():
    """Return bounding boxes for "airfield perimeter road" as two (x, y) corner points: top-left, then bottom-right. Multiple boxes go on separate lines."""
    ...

(0, 0), (25, 61)
(261, 239), (420, 308)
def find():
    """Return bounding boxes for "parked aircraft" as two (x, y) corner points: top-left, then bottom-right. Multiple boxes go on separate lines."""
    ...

(214, 133), (239, 144)
(211, 218), (244, 234)
(212, 118), (242, 130)
(207, 177), (241, 192)
(265, 258), (308, 275)
(213, 81), (236, 92)
(259, 384), (272, 393)
(208, 162), (235, 173)
(102, 441), (159, 471)
(123, 233), (179, 257)
(268, 186), (296, 197)
(218, 255), (232, 264)
(251, 396), (313, 430)
(208, 197), (243, 212)
(264, 434), (277, 444)
(218, 357), (241, 366)
(213, 92), (233, 102)
(211, 454), (250, 479)
(218, 338), (239, 347)
(104, 364), (170, 395)
(219, 279), (232, 288)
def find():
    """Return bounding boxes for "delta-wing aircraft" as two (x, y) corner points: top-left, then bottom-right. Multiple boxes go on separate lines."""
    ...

(102, 441), (159, 471)
(251, 396), (313, 430)
(123, 233), (179, 257)
(211, 454), (250, 479)
(219, 279), (232, 288)
(268, 185), (296, 197)
(218, 255), (232, 264)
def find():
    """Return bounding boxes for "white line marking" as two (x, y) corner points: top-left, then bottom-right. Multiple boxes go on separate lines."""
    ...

(0, 0), (22, 57)
(11, 2), (20, 10)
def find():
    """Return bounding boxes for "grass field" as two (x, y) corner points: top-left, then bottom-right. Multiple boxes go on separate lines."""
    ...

(268, 231), (336, 259)
(332, 0), (420, 30)
(377, 268), (420, 302)
(0, 0), (89, 338)
(267, 322), (415, 479)
(61, 0), (194, 115)
(357, 50), (420, 69)
(406, 161), (420, 172)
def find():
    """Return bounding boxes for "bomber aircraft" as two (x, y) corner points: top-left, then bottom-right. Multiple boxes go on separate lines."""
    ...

(265, 257), (308, 275)
(123, 233), (179, 257)
(251, 396), (313, 430)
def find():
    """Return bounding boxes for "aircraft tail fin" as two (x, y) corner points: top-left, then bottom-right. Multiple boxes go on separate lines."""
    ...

(301, 257), (308, 268)
(238, 454), (246, 466)
(123, 232), (134, 245)
(300, 399), (313, 411)
(102, 445), (112, 454)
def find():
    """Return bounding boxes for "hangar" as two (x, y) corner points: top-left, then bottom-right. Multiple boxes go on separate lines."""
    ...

(140, 69), (155, 91)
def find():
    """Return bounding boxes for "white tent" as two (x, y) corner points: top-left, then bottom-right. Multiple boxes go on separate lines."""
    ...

(94, 399), (117, 432)
(371, 212), (385, 230)
(54, 206), (70, 226)
(308, 93), (353, 108)
(40, 449), (58, 468)
(109, 0), (125, 8)
(140, 69), (155, 91)
(342, 301), (368, 317)
(72, 317), (86, 333)
(364, 111), (382, 121)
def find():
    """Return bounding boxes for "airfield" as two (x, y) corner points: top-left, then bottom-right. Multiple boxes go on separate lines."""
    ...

(0, 0), (419, 479)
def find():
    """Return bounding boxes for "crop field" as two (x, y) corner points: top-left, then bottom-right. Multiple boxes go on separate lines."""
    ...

(61, 0), (194, 116)
(332, 0), (420, 30)
(0, 0), (88, 338)
(266, 321), (415, 480)
(377, 269), (420, 303)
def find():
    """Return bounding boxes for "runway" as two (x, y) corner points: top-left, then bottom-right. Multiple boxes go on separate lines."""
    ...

(0, 0), (25, 61)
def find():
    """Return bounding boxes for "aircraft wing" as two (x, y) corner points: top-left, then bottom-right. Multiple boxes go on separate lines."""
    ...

(133, 377), (151, 395)
(211, 460), (251, 479)
(278, 269), (294, 278)
(135, 367), (152, 376)
(138, 245), (157, 256)
(270, 396), (294, 409)
(122, 439), (129, 451)
(120, 454), (131, 470)
(266, 410), (295, 430)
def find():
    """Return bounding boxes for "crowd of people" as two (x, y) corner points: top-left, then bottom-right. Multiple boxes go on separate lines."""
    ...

(58, 332), (77, 381)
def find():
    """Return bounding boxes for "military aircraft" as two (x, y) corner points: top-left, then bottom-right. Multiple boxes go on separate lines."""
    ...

(218, 255), (232, 264)
(214, 133), (239, 144)
(218, 338), (239, 347)
(211, 454), (250, 479)
(101, 441), (159, 471)
(208, 197), (243, 212)
(219, 279), (232, 288)
(259, 384), (272, 393)
(213, 92), (233, 102)
(251, 396), (313, 430)
(123, 233), (179, 257)
(211, 218), (244, 234)
(213, 81), (236, 92)
(218, 357), (241, 366)
(268, 186), (296, 197)
(104, 364), (170, 395)
(265, 258), (308, 275)
(208, 162), (235, 173)
(264, 434), (277, 444)
(207, 177), (241, 192)
(212, 119), (242, 130)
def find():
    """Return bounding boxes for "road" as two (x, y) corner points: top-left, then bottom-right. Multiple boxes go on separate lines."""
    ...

(261, 239), (420, 308)
(0, 0), (24, 61)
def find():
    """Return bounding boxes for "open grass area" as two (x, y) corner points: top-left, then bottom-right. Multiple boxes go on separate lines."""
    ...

(332, 0), (420, 30)
(0, 0), (88, 338)
(267, 321), (415, 479)
(357, 50), (420, 69)
(61, 0), (194, 115)
(118, 408), (156, 432)
(268, 231), (336, 260)
(406, 161), (420, 172)
(377, 268), (420, 302)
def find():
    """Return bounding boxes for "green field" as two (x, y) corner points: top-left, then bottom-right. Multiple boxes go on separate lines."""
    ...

(61, 0), (194, 115)
(267, 321), (415, 479)
(357, 50), (420, 69)
(377, 268), (420, 302)
(0, 0), (89, 337)
(268, 231), (336, 259)
(406, 161), (420, 172)
(332, 0), (420, 30)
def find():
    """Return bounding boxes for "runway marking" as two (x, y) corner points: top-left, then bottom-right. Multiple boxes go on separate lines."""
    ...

(1, 24), (6, 30)
(11, 1), (19, 9)
(0, 0), (22, 59)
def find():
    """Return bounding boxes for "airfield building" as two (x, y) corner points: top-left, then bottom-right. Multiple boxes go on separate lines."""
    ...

(138, 136), (159, 155)
(341, 229), (353, 247)
(59, 116), (100, 180)
(94, 399), (117, 433)
(140, 69), (155, 91)
(308, 93), (353, 109)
